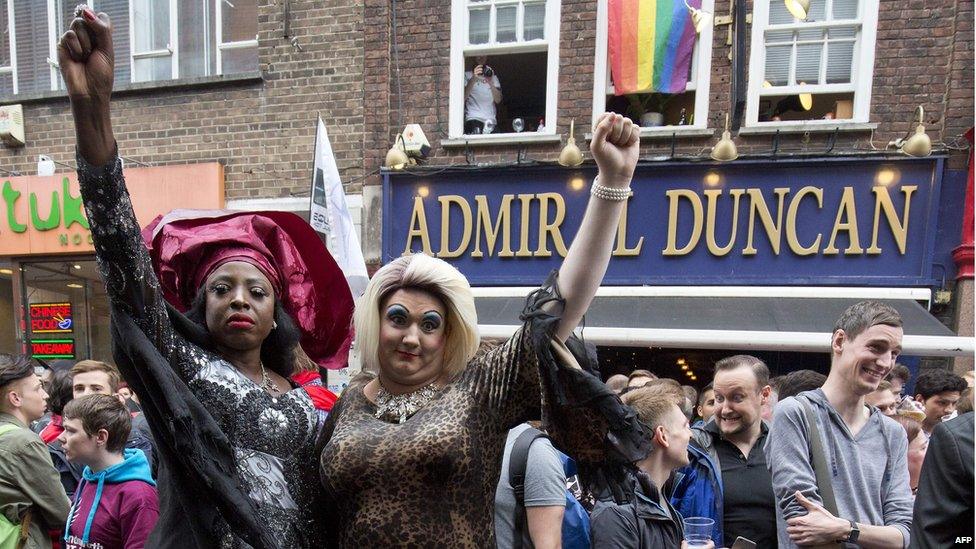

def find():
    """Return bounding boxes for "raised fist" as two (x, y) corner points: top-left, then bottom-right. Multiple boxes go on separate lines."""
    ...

(57, 8), (114, 104)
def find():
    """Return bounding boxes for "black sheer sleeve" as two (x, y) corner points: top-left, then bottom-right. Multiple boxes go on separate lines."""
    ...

(77, 150), (205, 381)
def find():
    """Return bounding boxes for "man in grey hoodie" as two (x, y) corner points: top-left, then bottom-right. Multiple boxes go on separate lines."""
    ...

(765, 301), (913, 548)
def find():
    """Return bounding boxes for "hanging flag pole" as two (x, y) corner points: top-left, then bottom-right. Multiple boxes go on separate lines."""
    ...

(309, 117), (370, 297)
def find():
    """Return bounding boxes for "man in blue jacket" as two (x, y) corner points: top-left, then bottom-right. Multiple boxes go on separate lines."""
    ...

(670, 355), (777, 548)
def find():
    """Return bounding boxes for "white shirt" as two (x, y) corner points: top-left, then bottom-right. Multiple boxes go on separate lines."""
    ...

(464, 71), (501, 123)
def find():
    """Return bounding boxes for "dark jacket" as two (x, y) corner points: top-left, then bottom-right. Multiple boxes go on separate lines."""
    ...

(911, 411), (974, 548)
(590, 470), (683, 549)
(0, 413), (71, 549)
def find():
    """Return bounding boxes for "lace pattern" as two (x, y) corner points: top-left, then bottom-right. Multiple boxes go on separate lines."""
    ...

(77, 151), (320, 548)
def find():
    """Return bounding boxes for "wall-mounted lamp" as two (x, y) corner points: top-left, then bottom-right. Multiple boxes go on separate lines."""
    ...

(384, 134), (409, 170)
(890, 106), (932, 157)
(785, 0), (809, 20)
(559, 119), (584, 167)
(711, 113), (738, 162)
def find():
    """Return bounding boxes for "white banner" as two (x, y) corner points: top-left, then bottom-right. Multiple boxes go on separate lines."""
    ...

(310, 117), (369, 297)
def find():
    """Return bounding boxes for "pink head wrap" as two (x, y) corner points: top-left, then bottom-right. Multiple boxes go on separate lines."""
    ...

(142, 209), (354, 370)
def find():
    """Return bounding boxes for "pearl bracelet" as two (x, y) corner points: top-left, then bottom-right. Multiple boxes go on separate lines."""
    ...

(590, 176), (632, 201)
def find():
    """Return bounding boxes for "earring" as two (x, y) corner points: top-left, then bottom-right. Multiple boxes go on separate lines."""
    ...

(272, 321), (278, 330)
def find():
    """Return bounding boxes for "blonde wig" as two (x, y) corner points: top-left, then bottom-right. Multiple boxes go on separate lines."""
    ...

(356, 254), (480, 377)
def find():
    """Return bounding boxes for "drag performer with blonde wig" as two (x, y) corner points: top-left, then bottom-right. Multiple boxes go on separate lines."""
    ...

(318, 120), (649, 546)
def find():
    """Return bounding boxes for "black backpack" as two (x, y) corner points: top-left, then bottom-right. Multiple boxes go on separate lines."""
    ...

(509, 427), (591, 549)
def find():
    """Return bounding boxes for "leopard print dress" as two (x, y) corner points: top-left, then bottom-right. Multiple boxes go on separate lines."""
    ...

(318, 290), (555, 547)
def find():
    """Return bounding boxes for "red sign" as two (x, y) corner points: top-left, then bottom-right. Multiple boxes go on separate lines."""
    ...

(29, 302), (73, 333)
(30, 339), (75, 359)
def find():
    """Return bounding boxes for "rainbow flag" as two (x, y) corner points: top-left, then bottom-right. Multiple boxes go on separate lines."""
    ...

(608, 0), (699, 95)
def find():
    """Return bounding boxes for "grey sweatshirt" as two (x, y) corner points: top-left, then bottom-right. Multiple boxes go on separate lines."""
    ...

(764, 389), (913, 548)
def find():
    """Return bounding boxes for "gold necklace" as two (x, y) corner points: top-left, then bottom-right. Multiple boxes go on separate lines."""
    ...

(260, 363), (280, 394)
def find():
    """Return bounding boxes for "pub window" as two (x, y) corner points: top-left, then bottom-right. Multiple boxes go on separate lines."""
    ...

(744, 0), (879, 125)
(0, 0), (257, 98)
(591, 0), (715, 132)
(449, 0), (561, 138)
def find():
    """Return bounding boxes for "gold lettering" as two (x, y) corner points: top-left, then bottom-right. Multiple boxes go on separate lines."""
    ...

(785, 186), (823, 256)
(704, 189), (745, 256)
(867, 185), (917, 255)
(823, 187), (863, 255)
(613, 195), (644, 256)
(663, 190), (704, 256)
(743, 188), (790, 256)
(535, 193), (568, 257)
(438, 195), (472, 258)
(472, 195), (514, 258)
(403, 196), (432, 255)
(516, 194), (534, 257)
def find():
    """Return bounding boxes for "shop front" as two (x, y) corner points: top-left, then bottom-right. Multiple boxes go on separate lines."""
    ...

(382, 155), (974, 382)
(0, 164), (225, 361)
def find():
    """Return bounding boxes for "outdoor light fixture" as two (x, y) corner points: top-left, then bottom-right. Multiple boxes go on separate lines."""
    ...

(385, 134), (409, 170)
(677, 358), (686, 365)
(683, 0), (713, 33)
(0, 268), (12, 275)
(72, 264), (82, 270)
(891, 106), (932, 157)
(558, 119), (584, 167)
(681, 364), (689, 371)
(785, 0), (809, 20)
(710, 113), (738, 162)
(66, 283), (83, 289)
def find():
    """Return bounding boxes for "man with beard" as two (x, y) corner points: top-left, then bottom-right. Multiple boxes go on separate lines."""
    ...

(765, 301), (913, 548)
(671, 355), (776, 548)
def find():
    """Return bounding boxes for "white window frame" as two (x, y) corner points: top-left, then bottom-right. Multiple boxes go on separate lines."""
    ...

(214, 0), (258, 75)
(129, 0), (179, 82)
(448, 0), (561, 140)
(591, 0), (715, 135)
(744, 0), (879, 127)
(1, 0), (16, 94)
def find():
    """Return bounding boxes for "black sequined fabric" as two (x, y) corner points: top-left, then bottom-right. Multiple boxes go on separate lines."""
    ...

(77, 151), (324, 549)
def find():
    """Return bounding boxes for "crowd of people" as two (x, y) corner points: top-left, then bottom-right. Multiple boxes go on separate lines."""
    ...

(0, 8), (973, 549)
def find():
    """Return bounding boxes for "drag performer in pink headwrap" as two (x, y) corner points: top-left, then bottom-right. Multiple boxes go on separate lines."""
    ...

(58, 9), (352, 548)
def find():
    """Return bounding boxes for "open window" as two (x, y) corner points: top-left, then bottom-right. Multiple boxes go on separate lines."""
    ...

(592, 0), (715, 133)
(745, 0), (879, 126)
(449, 0), (560, 139)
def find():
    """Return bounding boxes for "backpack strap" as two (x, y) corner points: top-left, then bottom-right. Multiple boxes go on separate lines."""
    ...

(509, 427), (549, 549)
(798, 395), (839, 516)
(798, 396), (844, 549)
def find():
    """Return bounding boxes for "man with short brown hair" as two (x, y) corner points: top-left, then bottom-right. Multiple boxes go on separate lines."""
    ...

(68, 360), (156, 475)
(590, 385), (691, 548)
(672, 355), (776, 547)
(865, 380), (898, 416)
(59, 394), (158, 549)
(70, 360), (121, 398)
(0, 354), (71, 549)
(766, 301), (913, 548)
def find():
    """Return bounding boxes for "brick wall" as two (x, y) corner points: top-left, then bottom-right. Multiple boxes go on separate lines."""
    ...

(0, 0), (971, 203)
(363, 0), (974, 172)
(0, 1), (366, 198)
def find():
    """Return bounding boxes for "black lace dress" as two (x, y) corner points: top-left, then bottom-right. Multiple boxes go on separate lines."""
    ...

(77, 151), (324, 549)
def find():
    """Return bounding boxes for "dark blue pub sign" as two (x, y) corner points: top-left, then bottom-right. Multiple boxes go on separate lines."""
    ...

(383, 157), (944, 287)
